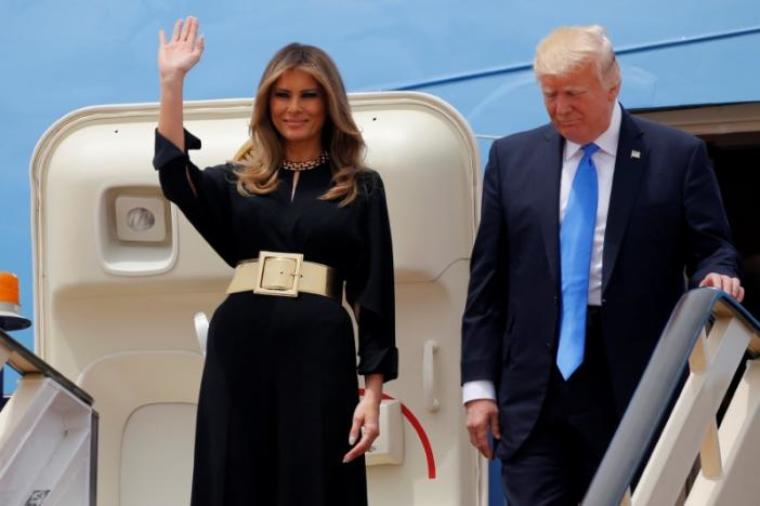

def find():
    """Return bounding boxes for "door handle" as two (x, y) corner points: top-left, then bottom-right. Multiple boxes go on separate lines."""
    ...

(423, 339), (440, 412)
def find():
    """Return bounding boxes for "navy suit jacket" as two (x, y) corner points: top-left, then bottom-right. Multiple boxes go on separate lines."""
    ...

(461, 107), (738, 460)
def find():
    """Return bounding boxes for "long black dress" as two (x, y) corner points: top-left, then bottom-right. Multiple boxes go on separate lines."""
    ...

(153, 130), (398, 506)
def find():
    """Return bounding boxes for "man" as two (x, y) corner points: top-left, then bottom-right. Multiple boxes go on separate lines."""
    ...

(461, 25), (744, 505)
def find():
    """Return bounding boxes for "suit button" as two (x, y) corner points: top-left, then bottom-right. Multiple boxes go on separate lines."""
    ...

(602, 298), (607, 304)
(545, 341), (552, 350)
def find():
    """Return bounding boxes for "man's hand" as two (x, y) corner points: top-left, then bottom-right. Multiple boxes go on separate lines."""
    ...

(699, 273), (744, 302)
(465, 399), (501, 459)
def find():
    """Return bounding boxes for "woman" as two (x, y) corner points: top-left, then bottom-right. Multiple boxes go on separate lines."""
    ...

(155, 16), (397, 506)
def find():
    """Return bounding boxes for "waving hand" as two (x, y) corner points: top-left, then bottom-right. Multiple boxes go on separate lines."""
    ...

(157, 16), (204, 151)
(159, 16), (205, 79)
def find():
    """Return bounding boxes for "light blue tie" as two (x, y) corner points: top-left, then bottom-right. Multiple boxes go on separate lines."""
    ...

(557, 143), (599, 380)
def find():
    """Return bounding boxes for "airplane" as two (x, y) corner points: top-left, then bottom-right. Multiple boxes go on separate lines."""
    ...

(1, 1), (760, 505)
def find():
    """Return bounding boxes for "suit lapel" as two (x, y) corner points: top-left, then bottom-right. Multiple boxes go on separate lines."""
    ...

(538, 127), (564, 290)
(602, 110), (646, 294)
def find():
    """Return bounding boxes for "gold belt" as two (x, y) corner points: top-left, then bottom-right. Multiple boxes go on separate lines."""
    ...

(226, 251), (340, 299)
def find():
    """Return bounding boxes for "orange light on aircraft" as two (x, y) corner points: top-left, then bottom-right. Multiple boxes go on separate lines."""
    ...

(0, 272), (31, 331)
(0, 273), (21, 306)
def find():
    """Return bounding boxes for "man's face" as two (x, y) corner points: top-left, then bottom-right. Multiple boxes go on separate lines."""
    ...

(539, 60), (619, 145)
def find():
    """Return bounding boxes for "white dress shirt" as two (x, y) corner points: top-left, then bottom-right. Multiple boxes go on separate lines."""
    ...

(463, 103), (623, 405)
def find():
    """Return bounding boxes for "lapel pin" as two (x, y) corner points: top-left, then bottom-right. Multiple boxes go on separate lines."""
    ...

(631, 150), (641, 159)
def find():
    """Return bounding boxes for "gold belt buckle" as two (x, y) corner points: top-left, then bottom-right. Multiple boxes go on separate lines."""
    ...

(254, 251), (304, 297)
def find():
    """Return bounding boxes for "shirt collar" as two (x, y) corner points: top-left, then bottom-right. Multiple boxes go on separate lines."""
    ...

(563, 101), (622, 161)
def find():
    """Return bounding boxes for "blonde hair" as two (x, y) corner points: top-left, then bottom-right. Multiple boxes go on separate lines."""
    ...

(533, 25), (620, 88)
(236, 43), (366, 206)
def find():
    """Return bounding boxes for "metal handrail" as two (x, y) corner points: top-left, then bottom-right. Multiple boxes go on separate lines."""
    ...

(0, 329), (93, 405)
(583, 287), (760, 505)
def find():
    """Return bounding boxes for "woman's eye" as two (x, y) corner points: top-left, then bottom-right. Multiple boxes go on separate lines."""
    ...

(301, 91), (320, 99)
(273, 91), (290, 98)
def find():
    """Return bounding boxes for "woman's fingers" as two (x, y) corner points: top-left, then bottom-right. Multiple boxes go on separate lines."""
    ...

(180, 16), (198, 43)
(187, 16), (199, 43)
(342, 399), (380, 463)
(162, 17), (200, 48)
(172, 18), (182, 42)
(343, 415), (362, 463)
(158, 16), (204, 77)
(343, 424), (379, 463)
(347, 416), (361, 447)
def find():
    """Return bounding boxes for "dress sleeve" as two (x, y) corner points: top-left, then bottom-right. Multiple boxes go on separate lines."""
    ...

(346, 171), (398, 382)
(153, 129), (238, 267)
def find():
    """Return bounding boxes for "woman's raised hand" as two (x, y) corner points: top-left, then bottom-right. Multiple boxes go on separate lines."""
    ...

(156, 17), (204, 150)
(158, 16), (205, 80)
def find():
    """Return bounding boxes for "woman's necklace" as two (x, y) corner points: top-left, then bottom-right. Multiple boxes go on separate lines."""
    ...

(280, 151), (330, 172)
(282, 152), (330, 202)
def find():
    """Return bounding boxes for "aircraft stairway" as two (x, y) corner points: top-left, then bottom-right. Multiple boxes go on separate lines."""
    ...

(585, 287), (760, 506)
(0, 331), (96, 506)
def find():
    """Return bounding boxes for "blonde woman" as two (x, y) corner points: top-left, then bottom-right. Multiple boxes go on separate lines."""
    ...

(155, 16), (397, 506)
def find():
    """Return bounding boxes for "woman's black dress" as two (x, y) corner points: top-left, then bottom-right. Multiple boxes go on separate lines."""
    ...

(153, 130), (398, 506)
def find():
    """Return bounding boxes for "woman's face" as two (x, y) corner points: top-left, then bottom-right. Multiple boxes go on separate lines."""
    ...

(269, 68), (327, 155)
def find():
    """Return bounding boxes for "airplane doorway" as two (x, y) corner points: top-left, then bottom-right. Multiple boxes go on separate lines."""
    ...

(634, 103), (760, 322)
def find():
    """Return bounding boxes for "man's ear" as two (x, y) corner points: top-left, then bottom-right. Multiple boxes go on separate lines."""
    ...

(608, 80), (621, 101)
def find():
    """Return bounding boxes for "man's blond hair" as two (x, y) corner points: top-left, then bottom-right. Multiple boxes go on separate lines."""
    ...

(533, 25), (620, 88)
